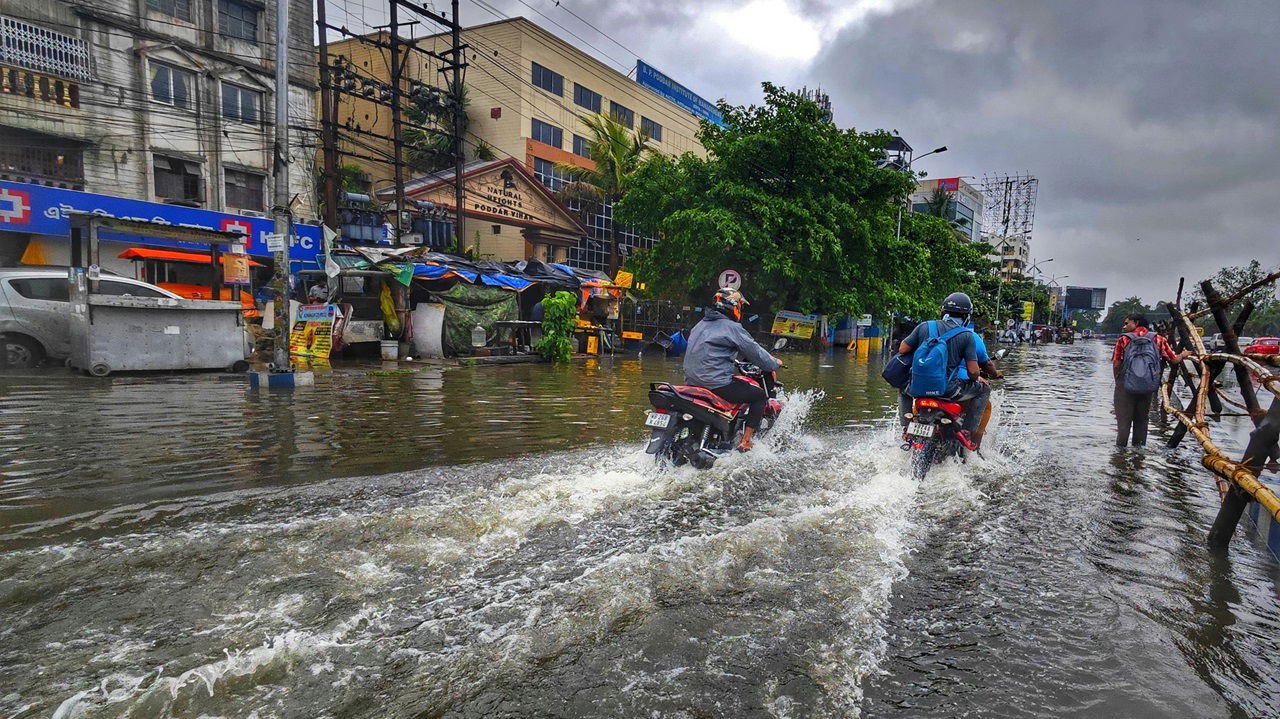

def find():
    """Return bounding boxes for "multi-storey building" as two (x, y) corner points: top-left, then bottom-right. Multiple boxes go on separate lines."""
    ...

(326, 16), (716, 271)
(910, 177), (984, 243)
(988, 234), (1030, 278)
(0, 0), (317, 267)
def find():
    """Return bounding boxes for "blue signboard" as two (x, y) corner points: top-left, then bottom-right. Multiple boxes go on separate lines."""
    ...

(0, 181), (323, 268)
(634, 61), (725, 128)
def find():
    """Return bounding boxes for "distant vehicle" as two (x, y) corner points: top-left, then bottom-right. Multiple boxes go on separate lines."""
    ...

(0, 267), (181, 368)
(1244, 337), (1280, 355)
(1237, 337), (1256, 350)
(1205, 333), (1224, 351)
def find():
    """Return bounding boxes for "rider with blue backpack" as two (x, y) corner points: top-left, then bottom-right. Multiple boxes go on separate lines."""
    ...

(896, 292), (991, 451)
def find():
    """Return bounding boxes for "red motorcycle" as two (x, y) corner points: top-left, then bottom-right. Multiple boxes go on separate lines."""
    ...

(902, 349), (1006, 480)
(644, 340), (786, 469)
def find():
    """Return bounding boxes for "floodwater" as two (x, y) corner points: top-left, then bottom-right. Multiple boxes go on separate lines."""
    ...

(0, 343), (1277, 718)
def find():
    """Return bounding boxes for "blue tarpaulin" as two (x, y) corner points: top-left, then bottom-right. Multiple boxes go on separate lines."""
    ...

(412, 264), (477, 282)
(479, 274), (533, 291)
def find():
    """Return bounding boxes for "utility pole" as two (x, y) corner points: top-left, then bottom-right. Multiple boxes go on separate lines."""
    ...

(316, 0), (339, 230)
(271, 0), (291, 368)
(451, 0), (465, 255)
(388, 2), (406, 245)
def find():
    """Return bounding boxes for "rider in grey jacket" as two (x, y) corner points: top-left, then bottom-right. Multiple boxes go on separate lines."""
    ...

(683, 288), (781, 451)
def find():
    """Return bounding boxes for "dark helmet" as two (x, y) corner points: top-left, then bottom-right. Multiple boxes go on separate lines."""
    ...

(713, 287), (749, 321)
(942, 292), (973, 317)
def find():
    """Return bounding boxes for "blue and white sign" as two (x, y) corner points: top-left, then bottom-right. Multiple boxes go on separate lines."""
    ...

(634, 61), (725, 128)
(0, 181), (323, 268)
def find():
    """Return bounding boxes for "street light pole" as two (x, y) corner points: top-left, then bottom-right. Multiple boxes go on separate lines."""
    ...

(894, 145), (947, 243)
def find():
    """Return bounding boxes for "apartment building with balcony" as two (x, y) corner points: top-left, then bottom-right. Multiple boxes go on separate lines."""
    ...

(0, 0), (317, 264)
(910, 177), (984, 243)
(988, 234), (1030, 278)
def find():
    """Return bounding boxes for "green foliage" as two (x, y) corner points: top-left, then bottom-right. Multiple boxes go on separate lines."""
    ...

(618, 83), (986, 320)
(1100, 296), (1155, 333)
(403, 80), (471, 172)
(535, 291), (578, 363)
(1066, 309), (1102, 330)
(554, 113), (653, 274)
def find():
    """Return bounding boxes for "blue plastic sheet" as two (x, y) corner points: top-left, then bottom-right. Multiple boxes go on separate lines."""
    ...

(479, 274), (533, 291)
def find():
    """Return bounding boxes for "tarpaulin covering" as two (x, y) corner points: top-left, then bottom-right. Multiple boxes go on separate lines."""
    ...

(428, 283), (518, 354)
(412, 264), (477, 282)
(479, 274), (533, 291)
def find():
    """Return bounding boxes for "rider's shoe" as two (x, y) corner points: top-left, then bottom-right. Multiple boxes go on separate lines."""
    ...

(955, 430), (980, 452)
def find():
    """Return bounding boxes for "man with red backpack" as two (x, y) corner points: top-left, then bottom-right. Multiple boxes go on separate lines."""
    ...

(1112, 313), (1190, 447)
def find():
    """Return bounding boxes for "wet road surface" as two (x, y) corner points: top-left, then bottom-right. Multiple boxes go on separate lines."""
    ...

(1, 343), (1278, 717)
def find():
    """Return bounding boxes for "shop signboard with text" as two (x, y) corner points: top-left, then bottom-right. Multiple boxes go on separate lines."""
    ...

(0, 181), (323, 268)
(771, 310), (818, 339)
(288, 304), (336, 358)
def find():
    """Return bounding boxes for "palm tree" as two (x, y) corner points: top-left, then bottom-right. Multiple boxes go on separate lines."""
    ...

(554, 112), (653, 275)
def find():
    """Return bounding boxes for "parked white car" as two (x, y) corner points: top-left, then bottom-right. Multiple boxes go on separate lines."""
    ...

(0, 267), (182, 368)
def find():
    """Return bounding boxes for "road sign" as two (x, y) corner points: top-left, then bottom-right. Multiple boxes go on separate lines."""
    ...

(857, 314), (873, 327)
(1022, 301), (1035, 320)
(614, 270), (634, 288)
(717, 269), (742, 289)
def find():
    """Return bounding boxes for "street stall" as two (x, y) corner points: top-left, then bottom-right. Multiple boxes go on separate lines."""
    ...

(117, 246), (262, 317)
(66, 214), (250, 375)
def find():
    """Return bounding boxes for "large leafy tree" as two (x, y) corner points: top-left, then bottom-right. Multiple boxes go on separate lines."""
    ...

(554, 112), (653, 275)
(618, 83), (931, 317)
(1100, 296), (1155, 333)
(403, 80), (494, 172)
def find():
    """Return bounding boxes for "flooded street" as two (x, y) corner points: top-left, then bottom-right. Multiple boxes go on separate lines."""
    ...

(2, 343), (1279, 718)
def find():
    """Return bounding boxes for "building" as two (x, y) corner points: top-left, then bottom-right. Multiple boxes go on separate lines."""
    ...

(987, 234), (1030, 278)
(0, 0), (317, 268)
(325, 16), (716, 271)
(910, 177), (984, 243)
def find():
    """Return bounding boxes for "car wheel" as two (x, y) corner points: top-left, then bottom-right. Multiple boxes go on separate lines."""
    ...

(3, 335), (44, 369)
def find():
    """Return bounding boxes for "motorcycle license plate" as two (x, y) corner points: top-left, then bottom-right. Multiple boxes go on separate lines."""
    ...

(906, 422), (934, 438)
(645, 412), (672, 428)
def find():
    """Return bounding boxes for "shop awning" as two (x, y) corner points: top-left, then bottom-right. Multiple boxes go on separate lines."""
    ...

(118, 247), (263, 266)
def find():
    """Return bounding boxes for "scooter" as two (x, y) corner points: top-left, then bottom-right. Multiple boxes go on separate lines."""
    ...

(643, 339), (786, 469)
(902, 349), (1006, 480)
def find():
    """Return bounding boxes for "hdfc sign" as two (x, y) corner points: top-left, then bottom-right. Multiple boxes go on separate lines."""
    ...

(0, 187), (31, 224)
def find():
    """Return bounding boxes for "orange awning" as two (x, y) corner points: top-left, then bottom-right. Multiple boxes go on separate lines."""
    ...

(118, 247), (264, 266)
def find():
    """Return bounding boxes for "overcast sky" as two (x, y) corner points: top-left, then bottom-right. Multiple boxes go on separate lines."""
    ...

(341, 0), (1279, 306)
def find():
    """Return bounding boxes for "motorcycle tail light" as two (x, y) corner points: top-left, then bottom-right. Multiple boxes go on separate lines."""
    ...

(653, 408), (667, 414)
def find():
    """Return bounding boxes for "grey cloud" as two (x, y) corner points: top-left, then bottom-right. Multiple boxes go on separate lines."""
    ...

(811, 0), (1280, 303)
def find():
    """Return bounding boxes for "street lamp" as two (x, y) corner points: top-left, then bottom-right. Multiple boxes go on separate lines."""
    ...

(895, 145), (948, 242)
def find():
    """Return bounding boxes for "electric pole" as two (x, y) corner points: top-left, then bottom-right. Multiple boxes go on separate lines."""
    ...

(451, 0), (465, 255)
(271, 0), (291, 368)
(316, 0), (339, 230)
(388, 2), (406, 245)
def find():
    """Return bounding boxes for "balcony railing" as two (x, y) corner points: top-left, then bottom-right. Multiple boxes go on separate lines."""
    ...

(0, 15), (92, 81)
(1, 66), (80, 107)
(0, 143), (85, 189)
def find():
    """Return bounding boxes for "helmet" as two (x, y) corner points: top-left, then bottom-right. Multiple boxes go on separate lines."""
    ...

(713, 287), (749, 321)
(942, 292), (973, 317)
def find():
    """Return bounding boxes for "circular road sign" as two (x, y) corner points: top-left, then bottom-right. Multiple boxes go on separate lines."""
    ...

(718, 269), (742, 290)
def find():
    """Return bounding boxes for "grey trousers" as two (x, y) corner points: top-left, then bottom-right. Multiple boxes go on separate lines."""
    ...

(1115, 385), (1153, 447)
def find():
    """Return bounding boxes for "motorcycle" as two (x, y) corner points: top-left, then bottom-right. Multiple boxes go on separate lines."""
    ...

(643, 338), (786, 469)
(902, 349), (1007, 480)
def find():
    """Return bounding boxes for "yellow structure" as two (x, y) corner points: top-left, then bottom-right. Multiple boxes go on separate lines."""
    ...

(325, 17), (712, 265)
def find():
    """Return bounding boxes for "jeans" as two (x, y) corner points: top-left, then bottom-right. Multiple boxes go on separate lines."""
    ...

(1115, 385), (1153, 447)
(712, 378), (768, 429)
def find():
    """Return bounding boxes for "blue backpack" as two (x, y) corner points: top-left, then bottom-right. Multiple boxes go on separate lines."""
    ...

(908, 321), (971, 397)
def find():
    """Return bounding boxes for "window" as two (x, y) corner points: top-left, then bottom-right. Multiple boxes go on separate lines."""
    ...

(532, 157), (570, 192)
(531, 62), (562, 96)
(221, 82), (261, 124)
(97, 280), (168, 298)
(0, 16), (93, 81)
(572, 134), (589, 158)
(609, 101), (633, 128)
(219, 0), (258, 42)
(146, 0), (192, 21)
(149, 62), (192, 107)
(153, 154), (203, 203)
(640, 116), (662, 142)
(530, 118), (562, 148)
(6, 278), (68, 302)
(573, 83), (601, 113)
(224, 169), (264, 210)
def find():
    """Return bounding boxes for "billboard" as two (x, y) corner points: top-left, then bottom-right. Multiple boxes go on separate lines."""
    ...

(634, 61), (725, 127)
(1064, 286), (1107, 310)
(0, 180), (323, 268)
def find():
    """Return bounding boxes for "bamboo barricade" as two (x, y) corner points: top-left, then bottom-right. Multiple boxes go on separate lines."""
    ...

(1159, 276), (1280, 551)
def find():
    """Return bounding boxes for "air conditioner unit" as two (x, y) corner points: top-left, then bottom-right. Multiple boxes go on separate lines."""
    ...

(403, 233), (424, 245)
(237, 209), (268, 219)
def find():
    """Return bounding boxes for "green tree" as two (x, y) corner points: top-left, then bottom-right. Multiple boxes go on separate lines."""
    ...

(1100, 296), (1154, 333)
(1185, 260), (1278, 310)
(1065, 308), (1102, 330)
(972, 274), (1052, 328)
(554, 112), (653, 275)
(403, 80), (494, 172)
(535, 291), (578, 362)
(618, 83), (923, 318)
